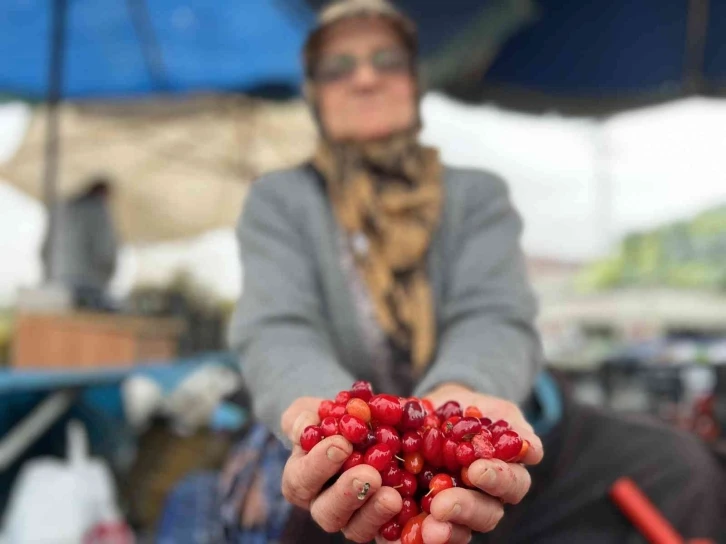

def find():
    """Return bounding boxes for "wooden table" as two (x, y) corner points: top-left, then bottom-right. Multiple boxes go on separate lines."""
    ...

(11, 311), (185, 369)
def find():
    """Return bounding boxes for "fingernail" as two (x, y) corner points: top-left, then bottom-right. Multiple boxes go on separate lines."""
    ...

(476, 468), (497, 488)
(327, 446), (348, 463)
(442, 503), (461, 521)
(354, 479), (371, 500)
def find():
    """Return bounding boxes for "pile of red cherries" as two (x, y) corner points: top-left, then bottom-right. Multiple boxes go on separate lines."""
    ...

(300, 381), (529, 543)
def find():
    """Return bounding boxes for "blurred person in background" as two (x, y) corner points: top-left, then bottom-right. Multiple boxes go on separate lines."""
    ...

(228, 1), (725, 542)
(42, 175), (118, 311)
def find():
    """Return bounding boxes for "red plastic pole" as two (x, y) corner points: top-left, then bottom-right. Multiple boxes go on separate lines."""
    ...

(609, 477), (684, 544)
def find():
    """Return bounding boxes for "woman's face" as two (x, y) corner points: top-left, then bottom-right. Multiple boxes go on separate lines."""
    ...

(313, 17), (417, 142)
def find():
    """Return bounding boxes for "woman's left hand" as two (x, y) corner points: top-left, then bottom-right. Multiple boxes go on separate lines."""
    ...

(416, 383), (544, 543)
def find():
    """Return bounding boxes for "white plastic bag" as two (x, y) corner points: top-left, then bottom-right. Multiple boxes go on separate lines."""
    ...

(2, 421), (132, 544)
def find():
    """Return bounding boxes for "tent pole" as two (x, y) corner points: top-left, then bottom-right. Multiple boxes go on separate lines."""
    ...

(42, 0), (68, 282)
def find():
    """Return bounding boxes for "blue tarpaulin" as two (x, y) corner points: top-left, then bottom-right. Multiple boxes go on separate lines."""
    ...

(1, 1), (726, 107)
(0, 0), (313, 99)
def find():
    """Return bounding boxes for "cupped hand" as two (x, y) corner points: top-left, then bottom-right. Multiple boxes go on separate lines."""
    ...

(281, 402), (403, 543)
(401, 383), (544, 543)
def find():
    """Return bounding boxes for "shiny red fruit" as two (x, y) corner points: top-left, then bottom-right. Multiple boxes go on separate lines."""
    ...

(451, 417), (483, 442)
(375, 425), (402, 454)
(455, 441), (477, 467)
(339, 414), (368, 444)
(398, 471), (418, 497)
(300, 425), (323, 452)
(422, 428), (444, 467)
(319, 417), (339, 438)
(354, 430), (377, 452)
(403, 451), (424, 474)
(350, 380), (374, 402)
(435, 400), (462, 420)
(429, 474), (454, 496)
(335, 390), (352, 405)
(364, 443), (394, 471)
(329, 403), (347, 419)
(397, 497), (420, 527)
(346, 398), (372, 423)
(489, 419), (511, 440)
(440, 416), (462, 437)
(494, 430), (523, 462)
(401, 431), (423, 453)
(380, 519), (402, 541)
(443, 438), (459, 472)
(421, 399), (435, 415)
(381, 463), (404, 487)
(472, 432), (495, 460)
(341, 451), (363, 472)
(423, 414), (441, 430)
(464, 405), (483, 418)
(417, 467), (435, 490)
(420, 494), (433, 514)
(369, 394), (404, 426)
(479, 417), (493, 427)
(400, 401), (426, 431)
(318, 400), (335, 420)
(401, 513), (427, 544)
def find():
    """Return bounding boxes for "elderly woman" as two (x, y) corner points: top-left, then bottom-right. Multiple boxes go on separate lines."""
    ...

(229, 1), (725, 542)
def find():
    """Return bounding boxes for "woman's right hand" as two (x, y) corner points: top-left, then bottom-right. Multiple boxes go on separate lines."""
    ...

(281, 399), (403, 543)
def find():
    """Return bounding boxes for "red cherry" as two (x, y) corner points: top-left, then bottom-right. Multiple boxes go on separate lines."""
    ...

(320, 416), (339, 438)
(369, 394), (404, 426)
(401, 431), (423, 453)
(341, 451), (363, 472)
(379, 519), (402, 541)
(397, 497), (420, 527)
(455, 441), (477, 467)
(364, 443), (394, 471)
(440, 416), (462, 437)
(442, 438), (459, 472)
(329, 403), (346, 419)
(381, 463), (404, 487)
(422, 428), (444, 467)
(515, 439), (531, 462)
(339, 414), (368, 444)
(350, 380), (374, 402)
(398, 471), (417, 497)
(489, 419), (511, 441)
(435, 400), (462, 420)
(428, 474), (454, 496)
(335, 390), (352, 405)
(472, 432), (495, 460)
(464, 405), (483, 418)
(300, 425), (323, 452)
(318, 400), (335, 420)
(403, 452), (424, 474)
(451, 417), (483, 442)
(417, 467), (435, 490)
(375, 425), (402, 454)
(460, 466), (474, 487)
(401, 513), (427, 544)
(346, 398), (372, 423)
(421, 399), (435, 415)
(423, 414), (441, 430)
(400, 401), (426, 431)
(420, 494), (433, 514)
(494, 430), (523, 462)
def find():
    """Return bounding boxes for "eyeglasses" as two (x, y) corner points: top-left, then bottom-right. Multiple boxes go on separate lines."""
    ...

(311, 47), (412, 84)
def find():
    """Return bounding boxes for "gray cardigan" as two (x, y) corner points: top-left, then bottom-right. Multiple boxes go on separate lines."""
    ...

(228, 164), (543, 442)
